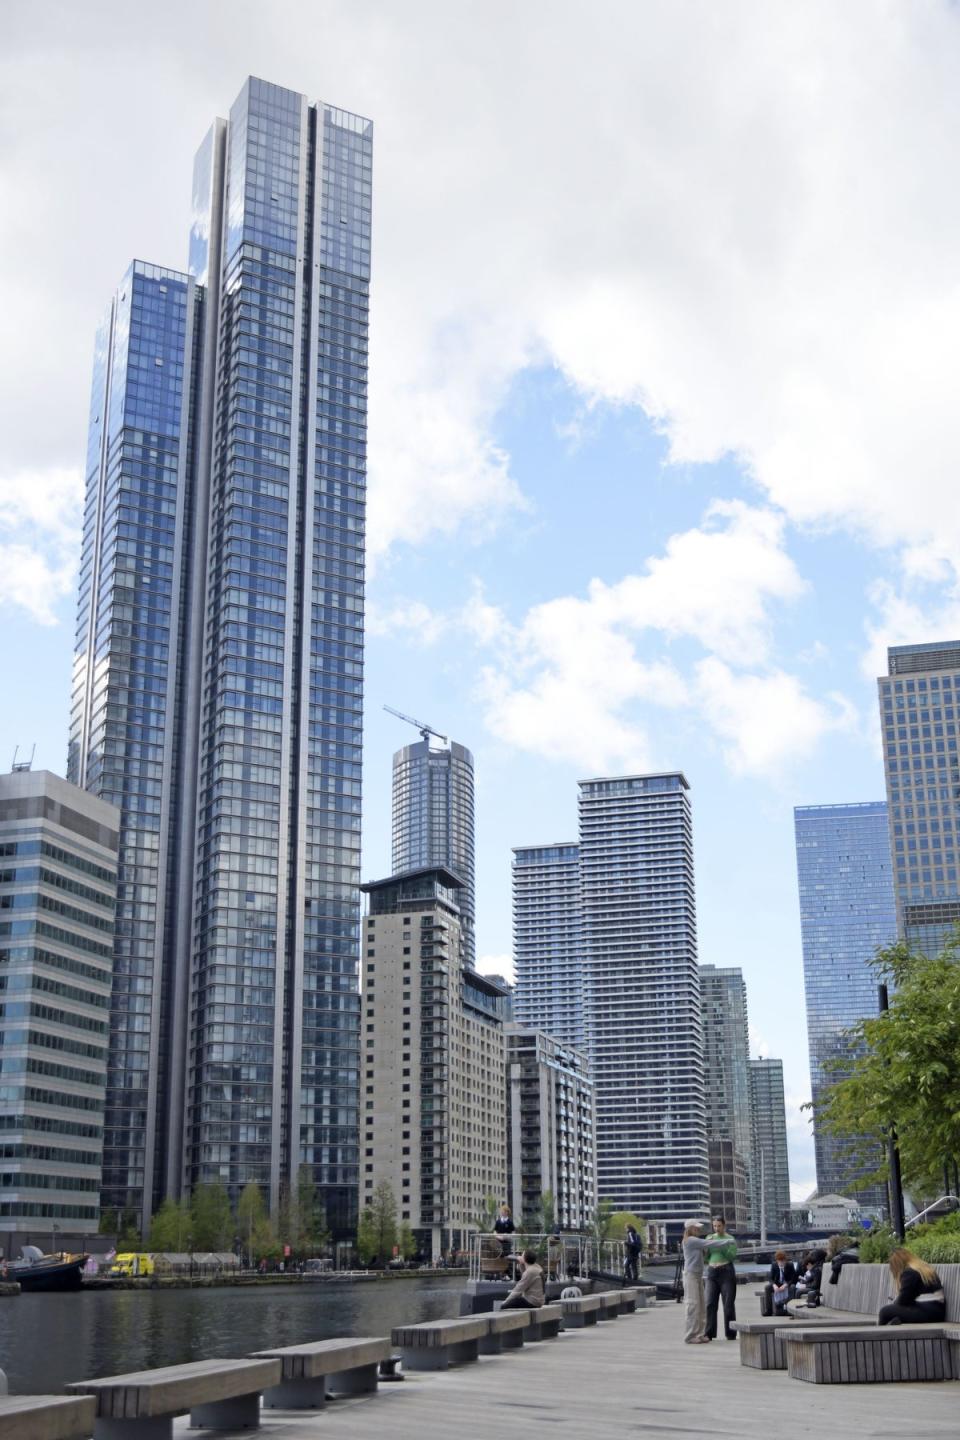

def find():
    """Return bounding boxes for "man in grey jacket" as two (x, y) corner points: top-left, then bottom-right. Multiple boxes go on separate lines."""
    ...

(501, 1248), (545, 1309)
(681, 1219), (711, 1344)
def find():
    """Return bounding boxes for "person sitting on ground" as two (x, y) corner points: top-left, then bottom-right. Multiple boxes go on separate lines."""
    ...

(500, 1248), (545, 1309)
(764, 1250), (797, 1316)
(879, 1248), (946, 1325)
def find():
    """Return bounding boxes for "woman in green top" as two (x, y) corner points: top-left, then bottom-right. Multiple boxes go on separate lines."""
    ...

(703, 1215), (738, 1341)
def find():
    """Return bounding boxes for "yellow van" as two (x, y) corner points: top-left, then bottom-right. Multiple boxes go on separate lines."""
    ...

(108, 1252), (155, 1277)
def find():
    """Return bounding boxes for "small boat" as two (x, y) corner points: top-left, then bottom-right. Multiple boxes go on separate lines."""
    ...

(6, 1245), (87, 1292)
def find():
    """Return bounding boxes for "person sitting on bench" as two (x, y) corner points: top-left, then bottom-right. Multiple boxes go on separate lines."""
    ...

(879, 1248), (946, 1325)
(764, 1251), (797, 1315)
(501, 1248), (545, 1309)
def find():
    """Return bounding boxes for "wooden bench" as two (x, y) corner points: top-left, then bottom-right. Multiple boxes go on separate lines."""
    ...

(67, 1357), (281, 1437)
(252, 1336), (391, 1409)
(0, 1395), (96, 1440)
(734, 1317), (877, 1370)
(560, 1293), (604, 1328)
(783, 1325), (956, 1384)
(392, 1315), (490, 1371)
(480, 1309), (529, 1354)
(525, 1303), (563, 1341)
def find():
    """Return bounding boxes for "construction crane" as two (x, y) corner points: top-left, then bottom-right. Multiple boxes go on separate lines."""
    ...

(383, 705), (448, 746)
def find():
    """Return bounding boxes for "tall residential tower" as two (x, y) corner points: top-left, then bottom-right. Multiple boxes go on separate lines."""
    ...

(392, 740), (476, 965)
(879, 641), (960, 956)
(794, 802), (896, 1208)
(68, 76), (372, 1231)
(699, 965), (753, 1229)
(512, 843), (583, 1048)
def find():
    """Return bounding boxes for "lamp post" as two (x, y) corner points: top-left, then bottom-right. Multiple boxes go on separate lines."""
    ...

(51, 1222), (60, 1257)
(878, 983), (906, 1239)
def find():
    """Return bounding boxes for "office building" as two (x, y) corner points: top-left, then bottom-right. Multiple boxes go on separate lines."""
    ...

(879, 641), (960, 955)
(699, 965), (753, 1229)
(392, 740), (476, 965)
(579, 774), (709, 1223)
(794, 802), (896, 1209)
(361, 867), (506, 1259)
(749, 1058), (791, 1230)
(0, 769), (119, 1246)
(512, 844), (583, 1048)
(505, 1024), (595, 1231)
(68, 75), (372, 1230)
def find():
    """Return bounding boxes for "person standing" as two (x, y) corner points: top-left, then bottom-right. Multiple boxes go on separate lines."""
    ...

(703, 1214), (738, 1340)
(681, 1219), (711, 1344)
(624, 1224), (643, 1283)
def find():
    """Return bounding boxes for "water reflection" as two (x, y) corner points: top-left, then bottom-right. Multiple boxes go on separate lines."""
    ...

(0, 1277), (463, 1394)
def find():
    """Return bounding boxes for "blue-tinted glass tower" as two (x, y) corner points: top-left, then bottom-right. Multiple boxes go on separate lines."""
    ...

(69, 77), (371, 1233)
(794, 802), (896, 1207)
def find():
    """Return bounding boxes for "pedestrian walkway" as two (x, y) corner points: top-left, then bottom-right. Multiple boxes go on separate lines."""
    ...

(169, 1296), (960, 1438)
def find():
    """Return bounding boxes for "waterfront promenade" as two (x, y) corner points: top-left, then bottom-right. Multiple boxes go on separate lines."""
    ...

(157, 1298), (960, 1438)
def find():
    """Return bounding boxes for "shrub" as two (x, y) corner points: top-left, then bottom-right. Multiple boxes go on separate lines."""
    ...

(858, 1225), (897, 1263)
(910, 1232), (960, 1265)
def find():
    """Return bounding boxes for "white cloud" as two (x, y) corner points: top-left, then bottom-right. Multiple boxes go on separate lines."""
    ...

(6, 2), (960, 620)
(0, 468), (82, 625)
(478, 953), (514, 983)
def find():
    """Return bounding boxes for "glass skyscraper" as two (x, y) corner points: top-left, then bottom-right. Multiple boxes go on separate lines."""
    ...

(878, 641), (960, 956)
(579, 774), (709, 1223)
(794, 802), (896, 1207)
(512, 843), (583, 1048)
(699, 965), (753, 1229)
(749, 1058), (791, 1229)
(68, 76), (372, 1232)
(392, 740), (475, 965)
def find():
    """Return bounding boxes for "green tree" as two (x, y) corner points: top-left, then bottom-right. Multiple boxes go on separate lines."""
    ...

(589, 1199), (615, 1247)
(818, 937), (960, 1195)
(297, 1164), (330, 1254)
(99, 1206), (118, 1236)
(398, 1221), (418, 1261)
(609, 1211), (646, 1242)
(190, 1182), (233, 1250)
(118, 1206), (141, 1248)
(473, 1194), (501, 1233)
(356, 1181), (398, 1266)
(237, 1183), (270, 1262)
(148, 1197), (192, 1251)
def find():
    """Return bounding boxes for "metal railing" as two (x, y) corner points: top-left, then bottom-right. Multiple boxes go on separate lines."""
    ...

(468, 1231), (625, 1283)
(905, 1194), (960, 1228)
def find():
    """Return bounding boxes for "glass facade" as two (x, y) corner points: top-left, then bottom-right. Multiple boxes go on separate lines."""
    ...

(69, 77), (372, 1233)
(699, 965), (753, 1229)
(0, 771), (119, 1241)
(392, 740), (476, 965)
(512, 843), (583, 1047)
(879, 642), (960, 957)
(749, 1058), (791, 1229)
(794, 802), (896, 1208)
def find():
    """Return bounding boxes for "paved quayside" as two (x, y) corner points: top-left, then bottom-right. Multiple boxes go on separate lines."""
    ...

(153, 1296), (960, 1439)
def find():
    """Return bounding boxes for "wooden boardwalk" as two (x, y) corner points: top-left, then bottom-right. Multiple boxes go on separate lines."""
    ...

(168, 1299), (960, 1438)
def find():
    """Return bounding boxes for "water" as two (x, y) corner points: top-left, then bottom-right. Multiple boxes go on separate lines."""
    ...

(0, 1277), (463, 1394)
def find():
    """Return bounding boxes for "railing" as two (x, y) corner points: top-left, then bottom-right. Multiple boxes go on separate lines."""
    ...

(468, 1231), (625, 1283)
(905, 1194), (960, 1228)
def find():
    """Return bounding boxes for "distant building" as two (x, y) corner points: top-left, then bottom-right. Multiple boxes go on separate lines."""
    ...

(512, 844), (583, 1047)
(579, 774), (709, 1223)
(505, 1024), (596, 1231)
(794, 802), (896, 1211)
(0, 769), (119, 1246)
(699, 966), (753, 1229)
(749, 1058), (791, 1230)
(393, 740), (476, 966)
(804, 1193), (864, 1231)
(879, 641), (960, 956)
(360, 866), (506, 1259)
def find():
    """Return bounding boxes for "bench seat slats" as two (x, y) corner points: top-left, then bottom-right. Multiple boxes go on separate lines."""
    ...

(0, 1395), (96, 1440)
(68, 1357), (281, 1418)
(252, 1336), (390, 1379)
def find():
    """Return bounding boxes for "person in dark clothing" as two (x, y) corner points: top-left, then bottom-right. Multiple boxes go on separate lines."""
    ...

(879, 1249), (946, 1325)
(829, 1246), (859, 1285)
(624, 1224), (643, 1283)
(764, 1251), (797, 1315)
(795, 1248), (827, 1307)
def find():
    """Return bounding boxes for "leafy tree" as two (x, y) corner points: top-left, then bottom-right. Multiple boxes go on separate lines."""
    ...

(190, 1182), (233, 1250)
(609, 1211), (646, 1241)
(99, 1206), (118, 1236)
(817, 937), (960, 1195)
(356, 1181), (398, 1265)
(237, 1183), (270, 1262)
(398, 1221), (418, 1260)
(589, 1199), (616, 1247)
(297, 1164), (330, 1253)
(148, 1197), (192, 1251)
(118, 1206), (142, 1248)
(473, 1194), (501, 1232)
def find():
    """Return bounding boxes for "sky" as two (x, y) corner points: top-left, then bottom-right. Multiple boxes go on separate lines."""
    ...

(4, 0), (960, 1204)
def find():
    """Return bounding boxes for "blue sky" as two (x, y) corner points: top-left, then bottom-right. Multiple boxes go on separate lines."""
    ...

(6, 0), (960, 1201)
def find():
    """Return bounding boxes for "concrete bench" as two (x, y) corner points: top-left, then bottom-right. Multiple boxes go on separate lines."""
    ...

(617, 1288), (640, 1313)
(392, 1315), (490, 1371)
(67, 1357), (281, 1438)
(734, 1317), (877, 1371)
(252, 1336), (391, 1409)
(526, 1303), (563, 1341)
(597, 1291), (622, 1320)
(560, 1293), (604, 1328)
(480, 1309), (529, 1354)
(0, 1395), (96, 1440)
(632, 1286), (657, 1309)
(783, 1325), (956, 1384)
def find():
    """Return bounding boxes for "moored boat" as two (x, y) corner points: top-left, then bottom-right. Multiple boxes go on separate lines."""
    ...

(5, 1245), (87, 1292)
